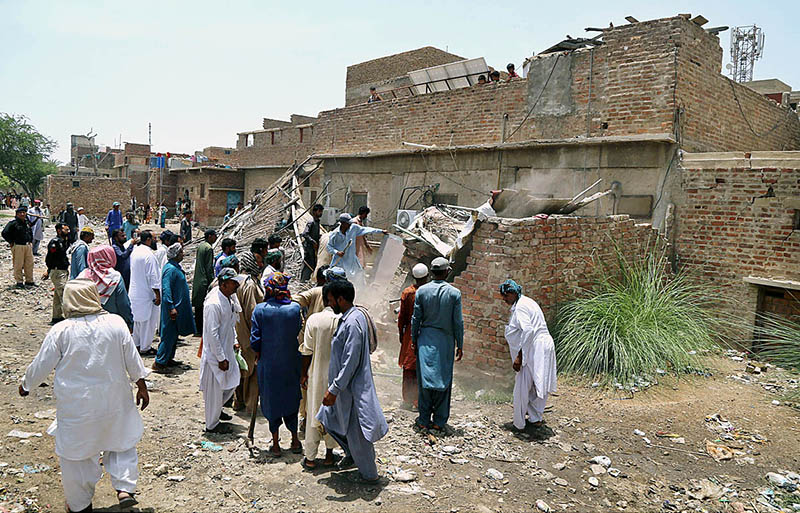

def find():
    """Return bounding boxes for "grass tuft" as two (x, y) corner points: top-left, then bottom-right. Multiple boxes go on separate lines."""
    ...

(553, 242), (724, 385)
(755, 312), (800, 371)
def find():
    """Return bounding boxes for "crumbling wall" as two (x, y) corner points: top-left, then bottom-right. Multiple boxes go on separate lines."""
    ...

(44, 175), (131, 218)
(454, 215), (657, 373)
(234, 126), (315, 167)
(675, 152), (800, 338)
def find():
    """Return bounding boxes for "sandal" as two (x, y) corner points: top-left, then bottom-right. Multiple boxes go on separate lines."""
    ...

(291, 443), (303, 454)
(117, 491), (138, 509)
(301, 457), (317, 471)
(321, 453), (342, 468)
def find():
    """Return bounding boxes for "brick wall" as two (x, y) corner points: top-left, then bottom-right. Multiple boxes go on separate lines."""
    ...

(315, 16), (799, 157)
(675, 152), (800, 338)
(453, 215), (659, 373)
(675, 22), (800, 152)
(44, 175), (131, 219)
(124, 142), (150, 157)
(174, 168), (244, 225)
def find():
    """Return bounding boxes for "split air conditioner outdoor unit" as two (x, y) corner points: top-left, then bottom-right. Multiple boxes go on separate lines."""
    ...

(396, 209), (419, 229)
(321, 207), (338, 226)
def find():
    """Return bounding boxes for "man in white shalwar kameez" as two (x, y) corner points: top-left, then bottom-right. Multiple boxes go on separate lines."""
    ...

(500, 279), (557, 430)
(300, 290), (341, 469)
(19, 279), (150, 512)
(129, 231), (162, 355)
(200, 268), (243, 433)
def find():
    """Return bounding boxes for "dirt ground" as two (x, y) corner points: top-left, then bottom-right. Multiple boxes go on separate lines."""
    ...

(1, 217), (799, 513)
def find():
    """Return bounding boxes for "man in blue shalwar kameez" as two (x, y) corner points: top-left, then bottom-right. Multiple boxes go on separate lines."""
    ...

(250, 272), (304, 456)
(318, 279), (388, 484)
(411, 257), (464, 432)
(154, 244), (196, 373)
(326, 213), (386, 289)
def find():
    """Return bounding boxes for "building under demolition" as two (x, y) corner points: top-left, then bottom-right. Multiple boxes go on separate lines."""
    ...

(46, 14), (800, 368)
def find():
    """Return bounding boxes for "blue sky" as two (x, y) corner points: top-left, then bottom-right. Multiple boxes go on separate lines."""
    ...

(2, 0), (796, 163)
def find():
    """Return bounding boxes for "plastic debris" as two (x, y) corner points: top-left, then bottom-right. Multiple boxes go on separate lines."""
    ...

(200, 441), (223, 452)
(705, 440), (734, 461)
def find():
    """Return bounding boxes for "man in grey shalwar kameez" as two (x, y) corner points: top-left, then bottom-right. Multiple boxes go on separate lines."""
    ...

(317, 279), (388, 484)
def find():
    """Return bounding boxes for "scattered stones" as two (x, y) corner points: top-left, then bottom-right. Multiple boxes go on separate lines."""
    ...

(552, 462), (566, 471)
(607, 468), (621, 478)
(485, 468), (503, 480)
(6, 430), (41, 439)
(153, 464), (169, 476)
(535, 499), (552, 512)
(589, 456), (611, 468)
(633, 429), (645, 436)
(590, 464), (606, 475)
(393, 470), (417, 483)
(588, 477), (599, 487)
(554, 478), (569, 487)
(167, 475), (185, 482)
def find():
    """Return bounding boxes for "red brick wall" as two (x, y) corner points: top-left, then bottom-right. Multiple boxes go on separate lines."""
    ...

(675, 22), (800, 152)
(453, 215), (659, 373)
(174, 169), (244, 225)
(676, 155), (800, 339)
(313, 16), (799, 156)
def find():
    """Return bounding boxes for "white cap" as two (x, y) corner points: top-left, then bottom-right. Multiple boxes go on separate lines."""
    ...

(412, 263), (429, 279)
(338, 213), (352, 223)
(430, 257), (450, 271)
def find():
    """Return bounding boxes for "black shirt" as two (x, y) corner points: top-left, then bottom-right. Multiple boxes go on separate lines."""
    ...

(58, 209), (79, 230)
(1, 218), (33, 245)
(302, 219), (321, 247)
(180, 219), (192, 242)
(45, 237), (69, 271)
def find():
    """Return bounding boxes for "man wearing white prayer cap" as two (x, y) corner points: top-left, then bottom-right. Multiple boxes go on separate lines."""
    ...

(19, 279), (150, 511)
(397, 263), (429, 409)
(326, 212), (387, 289)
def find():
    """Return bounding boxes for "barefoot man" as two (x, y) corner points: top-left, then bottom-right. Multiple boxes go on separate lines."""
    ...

(500, 279), (557, 430)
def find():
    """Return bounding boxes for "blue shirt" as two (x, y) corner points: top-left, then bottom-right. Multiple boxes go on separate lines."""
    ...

(411, 280), (464, 391)
(105, 209), (123, 234)
(326, 223), (383, 280)
(316, 306), (388, 443)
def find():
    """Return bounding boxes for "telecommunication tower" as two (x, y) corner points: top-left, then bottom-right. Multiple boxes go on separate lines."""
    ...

(729, 25), (764, 83)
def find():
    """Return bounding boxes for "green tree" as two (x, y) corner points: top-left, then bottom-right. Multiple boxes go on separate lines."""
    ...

(0, 114), (57, 197)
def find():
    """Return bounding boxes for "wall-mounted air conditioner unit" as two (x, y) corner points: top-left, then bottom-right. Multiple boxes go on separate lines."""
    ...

(321, 207), (338, 226)
(396, 209), (419, 229)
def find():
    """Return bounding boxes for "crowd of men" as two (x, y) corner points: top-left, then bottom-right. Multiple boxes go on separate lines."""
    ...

(5, 197), (557, 512)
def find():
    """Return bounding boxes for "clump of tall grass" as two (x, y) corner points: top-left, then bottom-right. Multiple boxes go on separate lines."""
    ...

(755, 313), (800, 371)
(554, 243), (724, 385)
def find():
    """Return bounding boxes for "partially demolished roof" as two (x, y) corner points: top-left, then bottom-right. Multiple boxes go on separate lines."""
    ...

(213, 157), (324, 284)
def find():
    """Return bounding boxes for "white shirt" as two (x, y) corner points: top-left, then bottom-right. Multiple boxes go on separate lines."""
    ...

(77, 214), (89, 231)
(128, 244), (162, 321)
(200, 288), (242, 391)
(22, 313), (148, 460)
(504, 295), (557, 399)
(302, 307), (340, 430)
(154, 243), (168, 271)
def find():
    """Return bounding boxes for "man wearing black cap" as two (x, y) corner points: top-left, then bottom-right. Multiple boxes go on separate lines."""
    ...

(192, 229), (217, 334)
(2, 207), (35, 288)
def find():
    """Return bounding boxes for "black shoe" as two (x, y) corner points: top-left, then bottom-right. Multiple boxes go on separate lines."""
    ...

(336, 455), (355, 471)
(14, 283), (25, 289)
(24, 282), (36, 288)
(138, 348), (158, 357)
(219, 411), (232, 421)
(166, 359), (183, 367)
(49, 318), (64, 325)
(205, 423), (232, 434)
(223, 396), (234, 408)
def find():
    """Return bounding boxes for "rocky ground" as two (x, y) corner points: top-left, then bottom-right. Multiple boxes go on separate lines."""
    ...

(1, 215), (799, 513)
